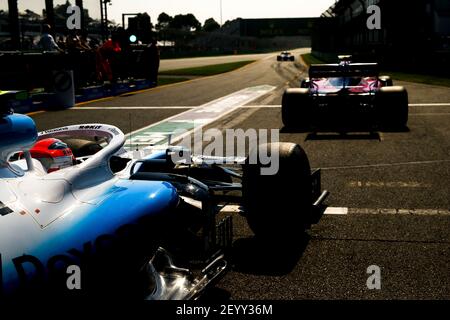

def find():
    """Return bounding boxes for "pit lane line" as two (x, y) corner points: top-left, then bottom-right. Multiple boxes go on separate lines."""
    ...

(220, 206), (450, 216)
(72, 102), (450, 111)
(243, 103), (450, 108)
(71, 106), (281, 110)
(73, 106), (194, 110)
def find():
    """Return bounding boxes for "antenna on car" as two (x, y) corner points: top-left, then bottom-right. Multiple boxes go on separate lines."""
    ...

(128, 112), (137, 152)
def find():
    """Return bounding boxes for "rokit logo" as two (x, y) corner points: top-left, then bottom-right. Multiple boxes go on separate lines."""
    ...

(79, 125), (102, 130)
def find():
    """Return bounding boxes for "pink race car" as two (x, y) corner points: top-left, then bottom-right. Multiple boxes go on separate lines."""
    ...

(282, 56), (408, 131)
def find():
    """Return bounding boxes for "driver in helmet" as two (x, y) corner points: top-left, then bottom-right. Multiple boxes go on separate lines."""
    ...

(28, 138), (76, 173)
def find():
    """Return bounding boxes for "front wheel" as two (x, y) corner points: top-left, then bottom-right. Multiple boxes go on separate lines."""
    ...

(242, 143), (312, 240)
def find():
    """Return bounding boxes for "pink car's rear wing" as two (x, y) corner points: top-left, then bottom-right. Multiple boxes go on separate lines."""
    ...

(309, 63), (379, 78)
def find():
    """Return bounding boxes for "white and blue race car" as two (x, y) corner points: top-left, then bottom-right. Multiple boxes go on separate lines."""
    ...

(0, 91), (328, 299)
(277, 51), (295, 62)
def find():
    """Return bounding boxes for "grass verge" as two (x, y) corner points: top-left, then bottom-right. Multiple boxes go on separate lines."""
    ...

(159, 60), (255, 77)
(381, 71), (450, 88)
(157, 77), (191, 86)
(301, 53), (450, 87)
(301, 53), (326, 66)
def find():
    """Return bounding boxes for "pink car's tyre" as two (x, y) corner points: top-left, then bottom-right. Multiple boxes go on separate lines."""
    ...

(281, 88), (311, 129)
(376, 86), (409, 129)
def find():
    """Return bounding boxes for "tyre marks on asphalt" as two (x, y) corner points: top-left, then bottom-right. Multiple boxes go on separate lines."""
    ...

(316, 159), (450, 171)
(348, 181), (432, 188)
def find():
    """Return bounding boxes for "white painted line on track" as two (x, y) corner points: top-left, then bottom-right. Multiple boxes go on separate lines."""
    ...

(72, 103), (450, 111)
(409, 103), (450, 107)
(324, 207), (349, 215)
(243, 103), (450, 108)
(238, 103), (450, 110)
(219, 206), (450, 216)
(73, 106), (194, 110)
(219, 205), (349, 215)
(410, 113), (450, 116)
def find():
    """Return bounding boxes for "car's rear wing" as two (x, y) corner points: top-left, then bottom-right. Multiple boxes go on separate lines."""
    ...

(309, 63), (379, 78)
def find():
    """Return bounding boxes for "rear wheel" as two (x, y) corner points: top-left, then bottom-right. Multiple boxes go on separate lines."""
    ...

(281, 88), (311, 129)
(242, 143), (312, 240)
(376, 86), (409, 129)
(379, 75), (393, 87)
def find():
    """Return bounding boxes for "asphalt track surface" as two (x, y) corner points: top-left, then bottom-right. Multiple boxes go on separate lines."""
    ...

(29, 49), (450, 300)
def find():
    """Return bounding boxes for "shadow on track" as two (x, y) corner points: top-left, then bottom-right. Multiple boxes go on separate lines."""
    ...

(231, 233), (310, 276)
(281, 125), (410, 141)
(305, 132), (381, 141)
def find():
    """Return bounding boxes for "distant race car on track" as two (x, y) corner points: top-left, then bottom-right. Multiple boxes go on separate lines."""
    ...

(277, 51), (295, 62)
(281, 55), (409, 131)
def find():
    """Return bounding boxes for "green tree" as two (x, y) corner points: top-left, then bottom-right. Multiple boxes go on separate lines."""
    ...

(169, 13), (201, 31)
(156, 12), (172, 31)
(203, 18), (220, 32)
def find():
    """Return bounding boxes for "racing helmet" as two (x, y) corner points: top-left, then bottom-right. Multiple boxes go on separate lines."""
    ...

(29, 138), (75, 173)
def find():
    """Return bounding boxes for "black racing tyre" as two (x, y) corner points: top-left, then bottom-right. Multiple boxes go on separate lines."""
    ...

(375, 86), (409, 129)
(290, 56), (295, 61)
(281, 88), (311, 129)
(242, 142), (312, 240)
(379, 75), (393, 87)
(64, 138), (103, 158)
(277, 56), (282, 61)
